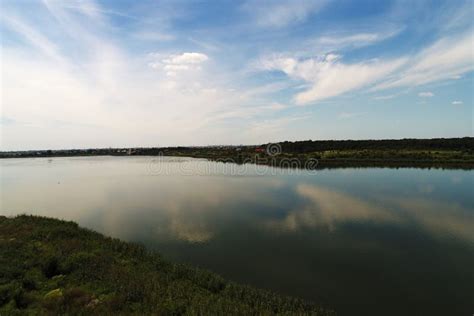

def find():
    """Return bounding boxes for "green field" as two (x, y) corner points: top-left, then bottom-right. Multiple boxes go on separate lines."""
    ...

(0, 215), (334, 315)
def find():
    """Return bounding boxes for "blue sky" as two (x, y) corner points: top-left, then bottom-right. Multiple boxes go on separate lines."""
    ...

(1, 0), (473, 150)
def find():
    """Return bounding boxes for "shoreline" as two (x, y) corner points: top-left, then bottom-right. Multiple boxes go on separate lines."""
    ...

(2, 153), (473, 170)
(2, 138), (473, 169)
(0, 215), (335, 315)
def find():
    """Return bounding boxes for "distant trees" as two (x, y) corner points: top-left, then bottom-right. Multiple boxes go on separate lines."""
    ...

(273, 137), (474, 153)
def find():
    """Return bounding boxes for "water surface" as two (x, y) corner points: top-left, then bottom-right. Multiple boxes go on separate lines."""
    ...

(1, 156), (473, 315)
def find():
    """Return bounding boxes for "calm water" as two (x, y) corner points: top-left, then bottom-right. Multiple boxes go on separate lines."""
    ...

(1, 156), (473, 315)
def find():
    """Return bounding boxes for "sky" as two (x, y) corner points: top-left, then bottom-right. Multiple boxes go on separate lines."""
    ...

(0, 0), (473, 150)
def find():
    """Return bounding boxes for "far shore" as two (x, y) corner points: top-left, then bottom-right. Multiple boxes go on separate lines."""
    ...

(2, 137), (473, 169)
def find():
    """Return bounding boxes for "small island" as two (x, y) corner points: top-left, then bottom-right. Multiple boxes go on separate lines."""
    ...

(0, 215), (334, 315)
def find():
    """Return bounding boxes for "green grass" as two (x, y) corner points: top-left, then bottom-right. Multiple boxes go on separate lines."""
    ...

(0, 215), (334, 315)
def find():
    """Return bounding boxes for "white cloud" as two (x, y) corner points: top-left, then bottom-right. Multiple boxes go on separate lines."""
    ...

(2, 0), (473, 149)
(315, 28), (403, 51)
(418, 91), (434, 97)
(319, 33), (381, 46)
(149, 52), (209, 76)
(2, 45), (260, 149)
(149, 52), (209, 77)
(243, 0), (328, 28)
(452, 100), (463, 105)
(164, 52), (209, 65)
(0, 14), (65, 63)
(374, 31), (474, 90)
(0, 1), (282, 150)
(260, 53), (406, 104)
(259, 30), (473, 104)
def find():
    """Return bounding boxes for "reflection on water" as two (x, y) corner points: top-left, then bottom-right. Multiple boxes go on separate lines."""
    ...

(1, 156), (473, 315)
(267, 184), (474, 242)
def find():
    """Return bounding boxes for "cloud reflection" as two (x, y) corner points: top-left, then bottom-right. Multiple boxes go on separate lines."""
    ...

(383, 197), (474, 242)
(267, 184), (399, 232)
(266, 184), (474, 242)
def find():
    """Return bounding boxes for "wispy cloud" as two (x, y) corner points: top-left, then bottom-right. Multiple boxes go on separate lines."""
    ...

(258, 29), (473, 104)
(242, 0), (328, 28)
(451, 100), (463, 105)
(374, 31), (474, 90)
(0, 14), (65, 63)
(1, 0), (472, 149)
(149, 52), (209, 76)
(315, 27), (403, 51)
(418, 91), (434, 97)
(0, 0), (287, 149)
(259, 53), (406, 105)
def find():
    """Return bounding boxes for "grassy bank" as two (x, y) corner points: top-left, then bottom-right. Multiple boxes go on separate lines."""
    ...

(0, 215), (334, 315)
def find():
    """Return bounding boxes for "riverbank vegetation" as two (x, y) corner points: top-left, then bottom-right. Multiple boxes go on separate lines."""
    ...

(1, 137), (473, 169)
(0, 215), (334, 315)
(154, 138), (474, 169)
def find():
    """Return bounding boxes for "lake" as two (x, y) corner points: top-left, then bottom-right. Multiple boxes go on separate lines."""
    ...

(1, 156), (473, 315)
